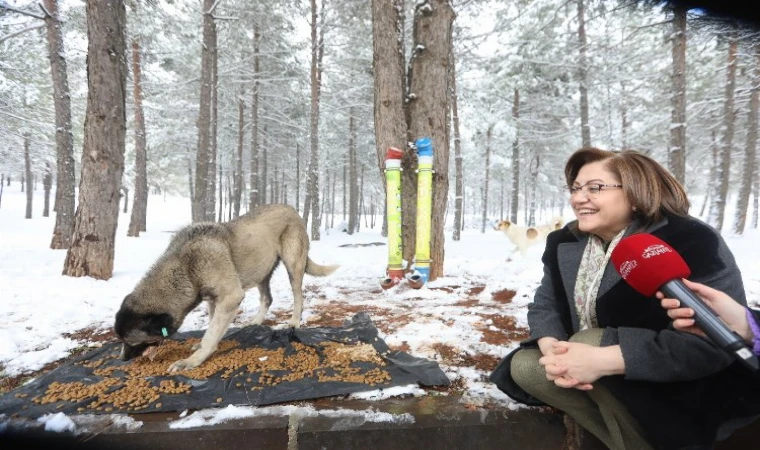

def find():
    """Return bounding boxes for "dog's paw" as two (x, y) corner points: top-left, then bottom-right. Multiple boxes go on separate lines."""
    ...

(288, 318), (301, 328)
(190, 343), (201, 351)
(168, 358), (200, 373)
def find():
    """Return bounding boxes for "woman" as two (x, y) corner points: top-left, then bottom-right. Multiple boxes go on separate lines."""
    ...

(490, 148), (748, 450)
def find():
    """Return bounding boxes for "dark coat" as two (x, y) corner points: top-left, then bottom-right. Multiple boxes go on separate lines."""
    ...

(491, 214), (760, 449)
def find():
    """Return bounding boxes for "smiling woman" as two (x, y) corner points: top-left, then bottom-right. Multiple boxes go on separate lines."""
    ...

(491, 147), (754, 450)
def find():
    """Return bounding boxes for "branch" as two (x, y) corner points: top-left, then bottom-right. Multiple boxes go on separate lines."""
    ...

(0, 23), (45, 44)
(0, 2), (46, 20)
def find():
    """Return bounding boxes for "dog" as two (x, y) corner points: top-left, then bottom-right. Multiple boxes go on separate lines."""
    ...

(114, 204), (339, 373)
(494, 216), (565, 257)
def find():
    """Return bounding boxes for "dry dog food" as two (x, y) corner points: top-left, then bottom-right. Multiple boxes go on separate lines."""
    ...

(31, 337), (392, 413)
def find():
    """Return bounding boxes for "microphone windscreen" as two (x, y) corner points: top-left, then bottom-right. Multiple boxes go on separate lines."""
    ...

(610, 233), (691, 297)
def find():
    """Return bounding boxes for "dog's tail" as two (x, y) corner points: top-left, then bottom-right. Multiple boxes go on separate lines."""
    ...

(306, 258), (340, 276)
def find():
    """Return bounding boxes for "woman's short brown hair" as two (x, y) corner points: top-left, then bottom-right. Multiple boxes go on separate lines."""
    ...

(564, 147), (690, 227)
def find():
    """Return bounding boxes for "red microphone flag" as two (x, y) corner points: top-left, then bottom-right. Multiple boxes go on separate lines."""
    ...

(610, 234), (691, 297)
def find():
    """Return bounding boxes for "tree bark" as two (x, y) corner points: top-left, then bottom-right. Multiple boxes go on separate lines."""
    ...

(192, 0), (216, 222)
(733, 43), (760, 234)
(348, 108), (358, 235)
(372, 0), (407, 239)
(43, 162), (53, 217)
(234, 87), (245, 218)
(709, 36), (738, 231)
(576, 0), (591, 148)
(481, 124), (493, 233)
(406, 0), (454, 281)
(306, 0), (325, 240)
(62, 0), (127, 280)
(668, 5), (687, 183)
(206, 29), (218, 222)
(249, 24), (261, 211)
(451, 47), (463, 241)
(24, 134), (32, 219)
(510, 89), (520, 223)
(128, 39), (148, 237)
(44, 0), (76, 249)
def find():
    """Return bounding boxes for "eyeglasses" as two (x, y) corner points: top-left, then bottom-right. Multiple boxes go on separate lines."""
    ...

(567, 183), (623, 198)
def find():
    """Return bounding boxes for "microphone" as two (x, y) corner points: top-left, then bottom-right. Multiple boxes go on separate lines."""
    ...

(610, 233), (759, 371)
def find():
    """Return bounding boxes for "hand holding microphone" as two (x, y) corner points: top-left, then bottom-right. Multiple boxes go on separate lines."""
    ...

(657, 279), (755, 345)
(610, 233), (759, 371)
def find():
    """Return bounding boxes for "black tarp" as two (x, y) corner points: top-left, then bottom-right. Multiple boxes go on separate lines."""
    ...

(0, 313), (449, 419)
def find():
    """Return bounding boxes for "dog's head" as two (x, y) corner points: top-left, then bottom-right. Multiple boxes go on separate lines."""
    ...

(114, 295), (175, 361)
(494, 220), (512, 231)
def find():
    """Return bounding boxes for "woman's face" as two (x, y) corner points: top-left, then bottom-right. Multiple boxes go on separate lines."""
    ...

(570, 161), (633, 241)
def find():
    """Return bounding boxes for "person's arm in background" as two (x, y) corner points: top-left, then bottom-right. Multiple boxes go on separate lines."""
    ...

(658, 279), (760, 356)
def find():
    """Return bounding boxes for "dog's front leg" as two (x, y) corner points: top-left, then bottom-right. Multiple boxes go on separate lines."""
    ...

(168, 295), (240, 373)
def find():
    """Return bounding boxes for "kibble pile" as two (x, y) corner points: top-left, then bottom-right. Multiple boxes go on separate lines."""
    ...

(27, 337), (392, 413)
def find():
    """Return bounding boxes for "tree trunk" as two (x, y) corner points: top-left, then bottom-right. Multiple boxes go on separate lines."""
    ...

(668, 5), (687, 183)
(709, 37), (738, 231)
(296, 143), (300, 212)
(0, 174), (4, 209)
(44, 0), (76, 249)
(192, 0), (216, 222)
(121, 186), (129, 213)
(187, 153), (194, 200)
(306, 0), (325, 240)
(24, 134), (32, 219)
(249, 24), (261, 211)
(348, 108), (358, 235)
(62, 0), (126, 280)
(510, 89), (520, 223)
(733, 43), (760, 234)
(481, 124), (493, 233)
(43, 162), (53, 217)
(128, 39), (148, 237)
(234, 87), (245, 218)
(451, 47), (463, 241)
(372, 0), (407, 239)
(576, 0), (591, 148)
(206, 31), (218, 222)
(406, 0), (454, 281)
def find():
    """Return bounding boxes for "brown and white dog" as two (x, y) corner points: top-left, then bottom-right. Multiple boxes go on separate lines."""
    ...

(494, 216), (565, 257)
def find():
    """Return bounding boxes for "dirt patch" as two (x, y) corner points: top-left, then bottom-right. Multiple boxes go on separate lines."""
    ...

(62, 327), (116, 343)
(492, 289), (516, 304)
(466, 285), (485, 296)
(476, 313), (530, 346)
(430, 343), (460, 364)
(454, 299), (480, 307)
(461, 353), (502, 372)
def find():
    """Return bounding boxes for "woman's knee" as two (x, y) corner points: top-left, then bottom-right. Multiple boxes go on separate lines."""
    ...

(569, 328), (605, 346)
(510, 348), (545, 390)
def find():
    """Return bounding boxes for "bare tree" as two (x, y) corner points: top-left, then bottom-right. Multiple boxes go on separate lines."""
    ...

(249, 23), (261, 211)
(451, 47), (463, 241)
(24, 134), (32, 219)
(127, 39), (148, 237)
(304, 0), (325, 239)
(43, 0), (76, 249)
(192, 0), (217, 222)
(668, 5), (687, 183)
(43, 161), (52, 217)
(372, 0), (407, 239)
(480, 124), (493, 233)
(576, 0), (591, 148)
(406, 0), (455, 281)
(510, 89), (520, 223)
(62, 0), (127, 280)
(709, 36), (738, 231)
(348, 108), (358, 235)
(233, 87), (245, 218)
(733, 42), (760, 234)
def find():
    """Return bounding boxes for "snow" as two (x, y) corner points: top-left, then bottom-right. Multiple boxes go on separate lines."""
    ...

(1, 187), (760, 431)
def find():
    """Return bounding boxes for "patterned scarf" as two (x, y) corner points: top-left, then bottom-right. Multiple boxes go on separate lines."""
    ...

(574, 227), (628, 330)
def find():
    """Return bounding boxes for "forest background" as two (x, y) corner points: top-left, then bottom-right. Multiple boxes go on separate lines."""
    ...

(1, 0), (758, 282)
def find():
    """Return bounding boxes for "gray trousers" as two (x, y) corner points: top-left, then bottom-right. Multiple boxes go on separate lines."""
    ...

(510, 329), (654, 450)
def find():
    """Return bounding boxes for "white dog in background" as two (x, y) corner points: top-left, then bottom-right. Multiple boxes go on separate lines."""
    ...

(494, 216), (565, 258)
